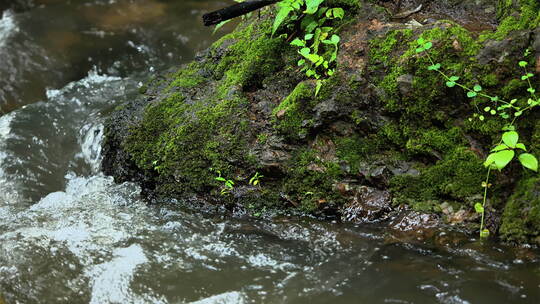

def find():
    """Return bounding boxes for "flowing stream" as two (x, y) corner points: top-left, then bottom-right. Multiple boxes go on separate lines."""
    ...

(0, 1), (539, 303)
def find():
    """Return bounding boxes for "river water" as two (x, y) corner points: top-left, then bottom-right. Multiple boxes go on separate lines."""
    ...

(0, 1), (539, 303)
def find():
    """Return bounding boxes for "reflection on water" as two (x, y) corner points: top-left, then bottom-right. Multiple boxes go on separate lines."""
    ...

(0, 1), (539, 304)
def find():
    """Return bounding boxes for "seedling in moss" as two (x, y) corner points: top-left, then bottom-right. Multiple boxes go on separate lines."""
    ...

(249, 172), (263, 186)
(212, 169), (235, 195)
(418, 39), (539, 239)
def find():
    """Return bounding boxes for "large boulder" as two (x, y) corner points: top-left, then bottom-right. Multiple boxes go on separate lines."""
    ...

(102, 0), (540, 243)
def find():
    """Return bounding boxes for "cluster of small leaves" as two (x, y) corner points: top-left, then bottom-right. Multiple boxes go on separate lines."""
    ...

(249, 172), (263, 186)
(212, 169), (235, 196)
(273, 0), (344, 94)
(417, 38), (540, 239)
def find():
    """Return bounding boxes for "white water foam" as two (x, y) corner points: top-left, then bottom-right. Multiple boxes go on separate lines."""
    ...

(87, 244), (167, 304)
(190, 291), (247, 304)
(0, 10), (16, 48)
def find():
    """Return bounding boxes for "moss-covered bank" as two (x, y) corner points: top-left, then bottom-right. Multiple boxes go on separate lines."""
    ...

(102, 0), (540, 244)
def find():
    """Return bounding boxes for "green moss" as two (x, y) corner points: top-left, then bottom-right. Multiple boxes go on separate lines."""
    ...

(374, 25), (481, 120)
(379, 123), (406, 147)
(272, 81), (314, 140)
(481, 73), (500, 87)
(390, 147), (484, 210)
(124, 90), (252, 193)
(405, 127), (465, 157)
(282, 149), (343, 212)
(211, 19), (285, 92)
(335, 135), (380, 173)
(122, 17), (285, 195)
(368, 29), (413, 65)
(501, 78), (529, 99)
(327, 0), (362, 9)
(499, 176), (540, 243)
(168, 62), (206, 89)
(483, 0), (540, 41)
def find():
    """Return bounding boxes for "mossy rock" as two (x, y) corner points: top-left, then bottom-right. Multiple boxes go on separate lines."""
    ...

(102, 0), (540, 243)
(499, 177), (540, 244)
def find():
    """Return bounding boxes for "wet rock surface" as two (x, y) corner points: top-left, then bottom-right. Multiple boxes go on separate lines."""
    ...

(339, 184), (393, 223)
(388, 210), (441, 241)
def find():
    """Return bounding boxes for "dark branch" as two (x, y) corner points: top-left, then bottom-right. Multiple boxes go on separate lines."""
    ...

(203, 0), (279, 26)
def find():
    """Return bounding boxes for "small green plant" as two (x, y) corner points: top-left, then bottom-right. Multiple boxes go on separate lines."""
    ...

(257, 133), (269, 144)
(273, 0), (344, 95)
(417, 39), (539, 238)
(249, 172), (264, 186)
(212, 169), (235, 195)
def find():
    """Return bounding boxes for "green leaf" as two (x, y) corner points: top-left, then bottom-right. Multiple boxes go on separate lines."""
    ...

(514, 111), (523, 117)
(215, 177), (226, 182)
(484, 106), (491, 112)
(299, 47), (311, 57)
(515, 143), (527, 151)
(213, 20), (231, 34)
(449, 76), (459, 81)
(467, 91), (477, 98)
(428, 63), (441, 70)
(519, 61), (528, 67)
(297, 59), (305, 66)
(491, 144), (509, 152)
(527, 88), (536, 94)
(415, 47), (424, 53)
(480, 229), (490, 238)
(502, 125), (515, 131)
(330, 34), (340, 44)
(484, 150), (515, 170)
(272, 6), (293, 35)
(474, 203), (484, 214)
(446, 81), (456, 87)
(490, 96), (499, 102)
(315, 80), (323, 96)
(305, 0), (324, 14)
(417, 37), (425, 45)
(490, 109), (496, 115)
(473, 84), (482, 92)
(290, 38), (305, 47)
(502, 131), (519, 148)
(518, 153), (538, 172)
(423, 42), (433, 50)
(479, 115), (485, 121)
(328, 7), (344, 19)
(304, 34), (314, 40)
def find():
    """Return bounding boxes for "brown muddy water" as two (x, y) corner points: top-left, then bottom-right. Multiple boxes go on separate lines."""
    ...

(0, 1), (539, 303)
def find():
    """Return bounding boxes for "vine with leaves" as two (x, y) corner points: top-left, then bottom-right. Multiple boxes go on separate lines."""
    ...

(417, 38), (539, 238)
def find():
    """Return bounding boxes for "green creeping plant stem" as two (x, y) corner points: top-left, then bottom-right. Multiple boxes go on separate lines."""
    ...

(417, 39), (540, 239)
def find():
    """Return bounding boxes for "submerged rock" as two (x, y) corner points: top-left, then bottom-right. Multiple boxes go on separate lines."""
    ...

(388, 210), (441, 242)
(102, 0), (540, 244)
(339, 185), (392, 223)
